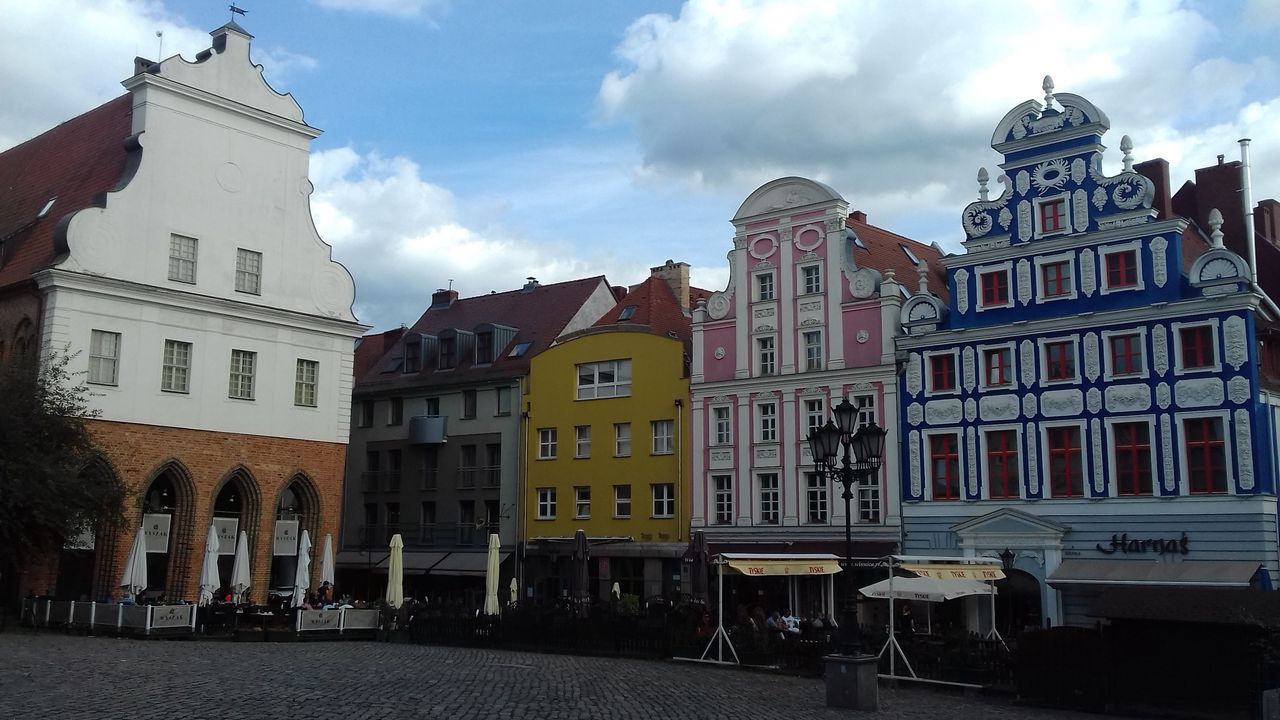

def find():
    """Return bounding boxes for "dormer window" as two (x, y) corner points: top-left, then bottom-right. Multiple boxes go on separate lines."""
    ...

(509, 341), (532, 358)
(475, 331), (494, 365)
(618, 306), (637, 321)
(1035, 196), (1069, 238)
(438, 336), (456, 369)
(404, 338), (421, 373)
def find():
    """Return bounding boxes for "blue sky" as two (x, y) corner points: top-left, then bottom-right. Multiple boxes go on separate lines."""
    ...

(3, 0), (1279, 331)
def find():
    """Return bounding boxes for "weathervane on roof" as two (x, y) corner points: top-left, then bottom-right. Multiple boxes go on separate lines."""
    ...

(229, 3), (248, 19)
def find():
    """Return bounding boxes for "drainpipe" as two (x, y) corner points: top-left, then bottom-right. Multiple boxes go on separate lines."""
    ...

(675, 398), (684, 542)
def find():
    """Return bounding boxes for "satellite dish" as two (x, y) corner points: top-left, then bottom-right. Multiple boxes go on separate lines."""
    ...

(473, 518), (487, 530)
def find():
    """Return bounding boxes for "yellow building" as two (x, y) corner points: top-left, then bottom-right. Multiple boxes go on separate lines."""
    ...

(520, 264), (700, 604)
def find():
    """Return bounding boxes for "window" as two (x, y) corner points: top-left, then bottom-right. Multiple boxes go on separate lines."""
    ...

(756, 273), (774, 301)
(575, 425), (591, 458)
(1179, 325), (1215, 370)
(801, 265), (821, 294)
(536, 488), (556, 519)
(421, 501), (436, 527)
(1184, 417), (1227, 494)
(929, 353), (956, 392)
(422, 448), (439, 489)
(614, 485), (631, 518)
(618, 305), (637, 321)
(985, 430), (1019, 499)
(855, 394), (877, 429)
(858, 485), (881, 524)
(358, 399), (374, 427)
(475, 332), (493, 364)
(228, 349), (256, 400)
(757, 402), (777, 443)
(537, 428), (557, 459)
(651, 420), (673, 455)
(803, 331), (822, 371)
(386, 450), (402, 491)
(930, 434), (961, 500)
(805, 398), (825, 438)
(713, 407), (732, 445)
(1044, 340), (1076, 382)
(983, 347), (1012, 387)
(1037, 197), (1068, 235)
(1113, 422), (1152, 496)
(1041, 259), (1072, 299)
(425, 397), (440, 416)
(805, 472), (828, 524)
(295, 359), (318, 407)
(713, 475), (733, 524)
(161, 339), (191, 393)
(1105, 249), (1138, 289)
(387, 396), (403, 425)
(980, 270), (1009, 307)
(758, 474), (779, 524)
(496, 386), (511, 416)
(614, 423), (631, 457)
(438, 336), (456, 370)
(484, 444), (502, 487)
(88, 330), (121, 386)
(385, 502), (400, 526)
(1047, 426), (1083, 498)
(235, 248), (262, 294)
(462, 389), (477, 419)
(1109, 333), (1143, 377)
(168, 234), (197, 283)
(651, 483), (674, 518)
(757, 337), (775, 376)
(577, 359), (632, 399)
(575, 487), (591, 518)
(509, 341), (532, 358)
(404, 340), (421, 373)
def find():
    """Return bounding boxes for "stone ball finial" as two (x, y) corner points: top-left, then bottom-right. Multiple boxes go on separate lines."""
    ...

(1208, 208), (1225, 248)
(1120, 135), (1134, 172)
(977, 167), (990, 201)
(917, 263), (929, 294)
(1042, 75), (1055, 110)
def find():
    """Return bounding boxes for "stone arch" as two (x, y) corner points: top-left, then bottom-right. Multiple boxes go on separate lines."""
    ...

(12, 316), (34, 360)
(274, 471), (322, 540)
(265, 472), (323, 593)
(138, 458), (198, 600)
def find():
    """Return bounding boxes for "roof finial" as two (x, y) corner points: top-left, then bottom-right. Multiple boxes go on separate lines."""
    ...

(229, 3), (248, 19)
(1042, 75), (1055, 112)
(977, 167), (990, 201)
(1208, 208), (1225, 248)
(917, 264), (929, 295)
(1120, 135), (1134, 173)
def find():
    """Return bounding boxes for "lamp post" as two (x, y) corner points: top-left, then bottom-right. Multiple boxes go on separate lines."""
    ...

(807, 397), (888, 657)
(999, 548), (1016, 636)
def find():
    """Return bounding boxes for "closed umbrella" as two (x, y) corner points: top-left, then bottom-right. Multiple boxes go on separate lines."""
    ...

(119, 524), (148, 599)
(198, 524), (220, 606)
(291, 529), (312, 608)
(320, 533), (335, 597)
(229, 530), (252, 604)
(509, 577), (519, 607)
(483, 532), (501, 615)
(685, 530), (710, 604)
(611, 582), (621, 600)
(386, 533), (404, 608)
(571, 529), (590, 613)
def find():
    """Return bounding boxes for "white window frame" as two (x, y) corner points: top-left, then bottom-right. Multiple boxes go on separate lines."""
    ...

(755, 272), (775, 302)
(1037, 334), (1081, 386)
(168, 234), (198, 284)
(923, 349), (961, 395)
(854, 394), (877, 428)
(1039, 420), (1090, 499)
(575, 425), (591, 458)
(614, 484), (632, 518)
(495, 386), (512, 416)
(974, 260), (1015, 311)
(537, 428), (558, 459)
(1098, 239), (1145, 295)
(977, 341), (1017, 391)
(1033, 251), (1078, 303)
(799, 264), (822, 295)
(574, 486), (591, 519)
(1171, 320), (1222, 376)
(757, 401), (777, 443)
(235, 247), (263, 295)
(161, 339), (191, 393)
(651, 419), (674, 455)
(802, 330), (823, 371)
(757, 473), (780, 525)
(804, 471), (828, 524)
(712, 406), (732, 446)
(651, 483), (674, 518)
(978, 424), (1023, 500)
(804, 398), (825, 438)
(536, 488), (556, 520)
(712, 474), (733, 525)
(1175, 410), (1234, 497)
(228, 349), (256, 400)
(614, 422), (631, 457)
(757, 335), (776, 376)
(294, 358), (319, 407)
(1103, 415), (1158, 498)
(576, 359), (632, 399)
(923, 428), (964, 502)
(1101, 327), (1149, 382)
(1033, 194), (1071, 239)
(88, 330), (121, 386)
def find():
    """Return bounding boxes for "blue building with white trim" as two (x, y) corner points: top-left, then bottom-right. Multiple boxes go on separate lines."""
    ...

(896, 78), (1278, 631)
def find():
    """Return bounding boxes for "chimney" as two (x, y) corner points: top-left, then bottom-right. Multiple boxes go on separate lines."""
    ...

(649, 259), (690, 309)
(1193, 160), (1247, 258)
(850, 210), (868, 223)
(430, 288), (458, 308)
(612, 286), (629, 302)
(522, 277), (541, 292)
(1255, 199), (1280, 250)
(1135, 159), (1173, 220)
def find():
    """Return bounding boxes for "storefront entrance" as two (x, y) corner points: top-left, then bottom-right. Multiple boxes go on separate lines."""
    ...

(996, 568), (1042, 636)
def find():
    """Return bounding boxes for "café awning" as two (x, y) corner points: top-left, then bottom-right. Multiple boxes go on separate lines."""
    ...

(1048, 559), (1262, 588)
(719, 553), (843, 576)
(902, 563), (1005, 581)
(429, 551), (510, 577)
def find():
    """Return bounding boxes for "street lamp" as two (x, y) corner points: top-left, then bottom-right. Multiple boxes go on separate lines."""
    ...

(807, 396), (888, 657)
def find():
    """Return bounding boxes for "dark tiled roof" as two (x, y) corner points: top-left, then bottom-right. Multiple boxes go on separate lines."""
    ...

(689, 286), (713, 307)
(846, 214), (948, 302)
(354, 327), (405, 378)
(0, 95), (133, 290)
(593, 276), (693, 350)
(357, 276), (608, 391)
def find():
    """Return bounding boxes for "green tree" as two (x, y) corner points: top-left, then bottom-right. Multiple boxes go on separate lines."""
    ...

(0, 349), (126, 603)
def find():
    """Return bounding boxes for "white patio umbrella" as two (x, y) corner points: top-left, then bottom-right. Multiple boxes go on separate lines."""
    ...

(611, 582), (621, 600)
(319, 533), (336, 589)
(509, 577), (519, 606)
(386, 533), (404, 608)
(483, 532), (501, 616)
(229, 530), (252, 604)
(859, 575), (993, 602)
(119, 524), (148, 598)
(291, 529), (312, 608)
(198, 524), (220, 606)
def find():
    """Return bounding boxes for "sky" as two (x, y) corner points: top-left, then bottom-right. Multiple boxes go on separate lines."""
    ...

(2, 0), (1279, 332)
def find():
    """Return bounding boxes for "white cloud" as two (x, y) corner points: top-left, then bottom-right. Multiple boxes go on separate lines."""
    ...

(310, 0), (447, 20)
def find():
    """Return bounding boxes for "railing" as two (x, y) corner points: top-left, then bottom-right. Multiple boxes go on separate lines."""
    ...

(481, 465), (502, 488)
(457, 468), (476, 489)
(409, 415), (447, 444)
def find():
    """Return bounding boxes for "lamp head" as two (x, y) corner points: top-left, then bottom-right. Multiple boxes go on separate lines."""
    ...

(808, 420), (842, 468)
(832, 396), (858, 435)
(851, 422), (888, 466)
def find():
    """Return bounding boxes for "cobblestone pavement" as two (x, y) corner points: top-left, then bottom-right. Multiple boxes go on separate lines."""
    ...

(0, 633), (1134, 720)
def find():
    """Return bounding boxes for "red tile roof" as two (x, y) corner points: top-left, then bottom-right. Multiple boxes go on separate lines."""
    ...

(593, 275), (693, 350)
(845, 214), (948, 302)
(357, 276), (609, 390)
(689, 286), (713, 307)
(355, 327), (405, 378)
(0, 95), (133, 290)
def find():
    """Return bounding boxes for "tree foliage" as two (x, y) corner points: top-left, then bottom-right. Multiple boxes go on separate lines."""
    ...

(0, 349), (127, 580)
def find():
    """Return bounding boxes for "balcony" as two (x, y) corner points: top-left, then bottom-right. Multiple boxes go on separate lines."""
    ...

(457, 467), (477, 490)
(409, 415), (448, 444)
(481, 466), (501, 488)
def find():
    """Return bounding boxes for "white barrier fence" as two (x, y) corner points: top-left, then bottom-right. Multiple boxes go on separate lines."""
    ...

(25, 599), (195, 635)
(294, 608), (381, 634)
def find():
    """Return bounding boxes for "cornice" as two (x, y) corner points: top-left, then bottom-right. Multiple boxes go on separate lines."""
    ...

(124, 73), (321, 139)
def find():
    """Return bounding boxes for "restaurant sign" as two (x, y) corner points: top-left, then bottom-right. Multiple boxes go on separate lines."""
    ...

(904, 564), (1005, 581)
(726, 559), (842, 576)
(273, 520), (299, 556)
(298, 610), (341, 632)
(143, 514), (171, 553)
(1096, 532), (1190, 556)
(150, 605), (193, 629)
(214, 518), (239, 555)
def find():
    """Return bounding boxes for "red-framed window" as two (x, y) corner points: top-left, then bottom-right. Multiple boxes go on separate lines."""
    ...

(930, 434), (961, 500)
(1105, 250), (1139, 288)
(930, 354), (955, 391)
(986, 430), (1019, 499)
(984, 348), (1012, 387)
(1184, 418), (1227, 494)
(1040, 198), (1067, 234)
(1113, 422), (1152, 496)
(1109, 333), (1143, 376)
(1044, 341), (1076, 381)
(980, 270), (1009, 306)
(1041, 260), (1070, 298)
(1048, 426), (1083, 497)
(1179, 325), (1215, 369)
